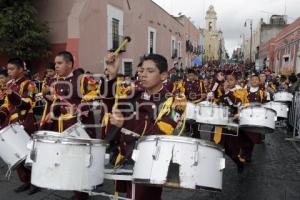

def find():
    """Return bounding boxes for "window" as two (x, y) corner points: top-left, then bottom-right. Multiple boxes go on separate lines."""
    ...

(107, 5), (123, 50)
(148, 27), (156, 54)
(150, 31), (154, 54)
(178, 41), (181, 58)
(123, 61), (133, 76)
(112, 18), (119, 49)
(209, 22), (212, 31)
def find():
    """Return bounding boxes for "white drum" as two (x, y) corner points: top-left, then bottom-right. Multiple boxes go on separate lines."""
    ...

(25, 131), (66, 167)
(0, 124), (30, 169)
(30, 131), (107, 191)
(273, 92), (293, 102)
(63, 122), (90, 139)
(132, 135), (225, 191)
(263, 102), (289, 119)
(239, 106), (276, 134)
(196, 101), (229, 126)
(185, 102), (197, 121)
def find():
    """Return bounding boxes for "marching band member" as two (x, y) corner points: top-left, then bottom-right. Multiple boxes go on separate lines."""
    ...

(208, 71), (225, 103)
(240, 72), (269, 162)
(39, 51), (97, 200)
(109, 54), (186, 200)
(184, 69), (206, 138)
(214, 72), (247, 173)
(0, 69), (9, 108)
(0, 58), (39, 195)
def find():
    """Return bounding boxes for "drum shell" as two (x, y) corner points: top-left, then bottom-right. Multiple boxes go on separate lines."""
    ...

(132, 135), (225, 191)
(273, 92), (293, 102)
(239, 106), (276, 133)
(185, 102), (197, 120)
(263, 102), (289, 119)
(196, 102), (229, 126)
(31, 136), (106, 191)
(0, 124), (30, 168)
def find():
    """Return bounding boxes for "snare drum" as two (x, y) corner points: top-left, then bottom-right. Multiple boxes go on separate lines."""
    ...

(273, 92), (293, 102)
(185, 102), (197, 121)
(30, 131), (107, 191)
(263, 102), (289, 119)
(25, 131), (66, 167)
(0, 124), (30, 169)
(63, 122), (90, 139)
(196, 101), (229, 126)
(239, 106), (276, 134)
(132, 135), (225, 191)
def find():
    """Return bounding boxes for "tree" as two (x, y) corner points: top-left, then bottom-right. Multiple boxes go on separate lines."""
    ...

(0, 0), (50, 61)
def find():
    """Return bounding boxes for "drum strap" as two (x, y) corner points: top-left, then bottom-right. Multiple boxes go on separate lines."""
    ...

(213, 126), (223, 144)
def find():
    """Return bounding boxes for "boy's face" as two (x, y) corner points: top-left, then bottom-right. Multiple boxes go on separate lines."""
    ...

(7, 63), (23, 80)
(140, 60), (165, 90)
(226, 75), (236, 89)
(251, 76), (260, 87)
(55, 56), (72, 77)
(259, 74), (266, 83)
(46, 69), (56, 78)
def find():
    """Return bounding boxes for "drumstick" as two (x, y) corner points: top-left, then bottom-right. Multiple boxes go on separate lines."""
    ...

(114, 36), (131, 55)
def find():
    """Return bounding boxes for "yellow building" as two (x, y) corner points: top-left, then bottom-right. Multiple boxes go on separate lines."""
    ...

(204, 5), (224, 62)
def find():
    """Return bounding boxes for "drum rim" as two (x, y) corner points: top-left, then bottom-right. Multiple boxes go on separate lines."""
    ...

(197, 104), (229, 109)
(240, 105), (277, 115)
(32, 134), (107, 145)
(263, 101), (288, 107)
(0, 123), (23, 134)
(138, 135), (224, 151)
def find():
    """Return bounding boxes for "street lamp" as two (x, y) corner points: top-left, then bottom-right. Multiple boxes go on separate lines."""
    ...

(244, 19), (253, 64)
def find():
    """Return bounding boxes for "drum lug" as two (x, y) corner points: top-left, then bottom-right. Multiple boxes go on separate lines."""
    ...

(30, 140), (37, 162)
(132, 149), (139, 161)
(193, 143), (199, 166)
(219, 158), (225, 171)
(86, 144), (93, 168)
(152, 146), (160, 160)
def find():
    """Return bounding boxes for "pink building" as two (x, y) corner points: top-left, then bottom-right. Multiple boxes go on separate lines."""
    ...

(273, 17), (300, 74)
(260, 17), (300, 74)
(31, 0), (201, 75)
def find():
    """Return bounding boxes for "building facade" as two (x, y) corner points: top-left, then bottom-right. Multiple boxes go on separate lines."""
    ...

(204, 5), (225, 63)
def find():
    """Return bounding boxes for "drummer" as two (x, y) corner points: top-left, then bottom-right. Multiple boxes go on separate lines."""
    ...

(240, 72), (269, 162)
(184, 68), (206, 138)
(0, 58), (39, 195)
(0, 69), (9, 107)
(213, 72), (247, 173)
(109, 54), (186, 200)
(39, 51), (98, 200)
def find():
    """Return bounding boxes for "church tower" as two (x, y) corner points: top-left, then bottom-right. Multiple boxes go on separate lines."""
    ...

(205, 5), (217, 32)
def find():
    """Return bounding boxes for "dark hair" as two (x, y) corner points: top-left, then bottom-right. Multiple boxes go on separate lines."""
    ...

(288, 73), (297, 83)
(137, 62), (143, 68)
(143, 54), (168, 73)
(46, 62), (55, 70)
(280, 75), (287, 82)
(7, 58), (24, 69)
(0, 69), (8, 77)
(56, 51), (74, 67)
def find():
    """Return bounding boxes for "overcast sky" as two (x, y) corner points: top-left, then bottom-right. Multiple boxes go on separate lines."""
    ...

(152, 0), (300, 55)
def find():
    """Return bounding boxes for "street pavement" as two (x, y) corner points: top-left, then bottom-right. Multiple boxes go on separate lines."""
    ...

(0, 127), (300, 200)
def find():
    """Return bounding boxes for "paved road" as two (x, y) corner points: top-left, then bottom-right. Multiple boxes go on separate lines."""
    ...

(1, 127), (300, 200)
